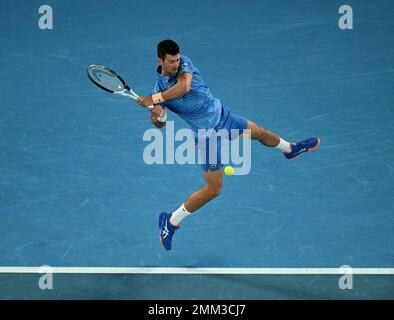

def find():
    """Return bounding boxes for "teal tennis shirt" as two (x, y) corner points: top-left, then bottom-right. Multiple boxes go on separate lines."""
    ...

(152, 54), (222, 135)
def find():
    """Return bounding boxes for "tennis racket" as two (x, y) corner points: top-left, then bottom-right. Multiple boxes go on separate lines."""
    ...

(87, 64), (155, 110)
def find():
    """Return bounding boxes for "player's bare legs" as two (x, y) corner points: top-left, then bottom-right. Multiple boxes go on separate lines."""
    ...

(159, 168), (222, 251)
(244, 120), (320, 158)
(245, 120), (281, 147)
(184, 168), (223, 212)
(159, 120), (319, 251)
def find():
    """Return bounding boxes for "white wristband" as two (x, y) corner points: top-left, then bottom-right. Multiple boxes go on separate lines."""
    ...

(158, 109), (167, 123)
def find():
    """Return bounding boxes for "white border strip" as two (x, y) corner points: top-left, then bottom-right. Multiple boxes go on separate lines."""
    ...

(0, 267), (393, 275)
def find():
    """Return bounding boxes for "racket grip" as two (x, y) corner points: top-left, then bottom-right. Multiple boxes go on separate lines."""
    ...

(146, 105), (154, 110)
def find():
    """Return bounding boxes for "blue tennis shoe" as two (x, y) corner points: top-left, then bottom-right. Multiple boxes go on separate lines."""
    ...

(159, 212), (180, 251)
(283, 137), (320, 160)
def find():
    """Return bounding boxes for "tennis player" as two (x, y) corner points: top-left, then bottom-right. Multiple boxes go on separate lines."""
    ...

(137, 39), (320, 251)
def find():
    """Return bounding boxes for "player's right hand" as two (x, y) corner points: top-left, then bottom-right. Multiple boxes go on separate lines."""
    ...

(136, 96), (153, 107)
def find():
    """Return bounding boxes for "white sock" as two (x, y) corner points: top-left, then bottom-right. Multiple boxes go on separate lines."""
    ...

(275, 137), (292, 153)
(170, 203), (192, 225)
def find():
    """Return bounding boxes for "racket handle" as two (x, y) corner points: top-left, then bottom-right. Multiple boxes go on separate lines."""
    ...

(122, 92), (153, 110)
(115, 91), (137, 99)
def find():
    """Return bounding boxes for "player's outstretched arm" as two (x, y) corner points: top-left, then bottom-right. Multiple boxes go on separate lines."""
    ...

(161, 72), (192, 100)
(136, 73), (192, 108)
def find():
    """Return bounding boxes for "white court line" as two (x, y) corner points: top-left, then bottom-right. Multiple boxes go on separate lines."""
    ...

(0, 267), (393, 275)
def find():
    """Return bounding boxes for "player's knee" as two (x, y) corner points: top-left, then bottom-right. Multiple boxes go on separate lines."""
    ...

(205, 183), (222, 199)
(249, 121), (267, 140)
(259, 126), (268, 137)
(207, 188), (221, 199)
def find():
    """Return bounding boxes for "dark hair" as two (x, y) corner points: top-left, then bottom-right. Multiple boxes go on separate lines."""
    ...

(157, 39), (180, 60)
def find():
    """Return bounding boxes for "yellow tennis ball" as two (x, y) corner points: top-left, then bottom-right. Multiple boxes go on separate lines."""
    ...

(224, 165), (234, 176)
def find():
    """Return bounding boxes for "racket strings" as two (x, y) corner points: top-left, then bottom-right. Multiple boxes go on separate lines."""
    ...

(88, 66), (125, 92)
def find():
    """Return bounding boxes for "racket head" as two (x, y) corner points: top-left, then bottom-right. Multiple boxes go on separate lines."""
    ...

(87, 64), (130, 93)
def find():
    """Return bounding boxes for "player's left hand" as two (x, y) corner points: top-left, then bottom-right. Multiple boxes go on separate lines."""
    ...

(151, 105), (164, 117)
(136, 96), (154, 107)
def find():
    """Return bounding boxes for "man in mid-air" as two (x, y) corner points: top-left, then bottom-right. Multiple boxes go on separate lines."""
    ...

(137, 39), (320, 251)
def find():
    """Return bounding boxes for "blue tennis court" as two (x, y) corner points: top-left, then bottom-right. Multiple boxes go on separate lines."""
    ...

(0, 0), (393, 299)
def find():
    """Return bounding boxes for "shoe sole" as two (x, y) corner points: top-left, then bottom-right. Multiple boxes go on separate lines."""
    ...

(286, 138), (320, 160)
(159, 228), (171, 251)
(307, 138), (320, 153)
(159, 236), (170, 251)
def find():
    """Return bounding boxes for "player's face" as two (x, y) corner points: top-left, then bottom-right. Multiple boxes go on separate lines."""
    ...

(159, 53), (181, 77)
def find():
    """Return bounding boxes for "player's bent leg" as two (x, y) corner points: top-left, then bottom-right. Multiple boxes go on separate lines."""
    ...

(184, 168), (223, 212)
(244, 120), (320, 159)
(159, 168), (222, 251)
(246, 120), (280, 147)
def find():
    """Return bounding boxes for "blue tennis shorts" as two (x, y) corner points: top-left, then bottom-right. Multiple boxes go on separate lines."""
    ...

(196, 104), (248, 172)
